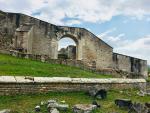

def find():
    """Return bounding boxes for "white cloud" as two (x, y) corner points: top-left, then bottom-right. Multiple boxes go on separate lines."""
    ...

(98, 29), (150, 64)
(115, 35), (150, 64)
(98, 29), (129, 47)
(65, 20), (81, 26)
(0, 0), (45, 14)
(58, 38), (76, 50)
(98, 28), (116, 38)
(0, 0), (150, 25)
(119, 0), (150, 20)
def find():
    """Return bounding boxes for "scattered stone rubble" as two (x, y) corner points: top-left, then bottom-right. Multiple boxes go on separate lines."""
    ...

(1, 98), (150, 113)
(1, 88), (150, 113)
(115, 99), (132, 109)
(114, 99), (150, 113)
(129, 102), (150, 113)
(34, 99), (69, 113)
(47, 99), (69, 111)
(137, 90), (150, 97)
(34, 99), (100, 113)
(88, 88), (107, 99)
(72, 104), (97, 113)
(35, 105), (40, 112)
(50, 108), (59, 113)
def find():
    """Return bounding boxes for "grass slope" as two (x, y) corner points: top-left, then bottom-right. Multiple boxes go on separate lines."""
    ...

(0, 54), (112, 78)
(0, 89), (149, 113)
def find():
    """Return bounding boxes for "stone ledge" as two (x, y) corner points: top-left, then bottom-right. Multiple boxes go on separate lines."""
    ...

(0, 76), (146, 84)
(0, 76), (16, 83)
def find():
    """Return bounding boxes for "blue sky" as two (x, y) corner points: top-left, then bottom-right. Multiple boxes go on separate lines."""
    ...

(0, 0), (150, 64)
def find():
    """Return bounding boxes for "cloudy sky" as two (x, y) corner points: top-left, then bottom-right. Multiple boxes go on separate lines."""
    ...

(0, 0), (150, 64)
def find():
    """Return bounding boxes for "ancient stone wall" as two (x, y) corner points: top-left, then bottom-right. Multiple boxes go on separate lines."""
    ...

(0, 11), (113, 68)
(0, 76), (146, 95)
(113, 53), (148, 78)
(67, 45), (76, 59)
(0, 10), (148, 77)
(0, 11), (16, 50)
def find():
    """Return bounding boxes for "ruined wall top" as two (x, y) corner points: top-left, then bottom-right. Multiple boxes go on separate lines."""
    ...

(0, 10), (112, 49)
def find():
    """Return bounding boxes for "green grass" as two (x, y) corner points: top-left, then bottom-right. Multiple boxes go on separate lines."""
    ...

(0, 54), (112, 78)
(0, 54), (149, 113)
(0, 89), (149, 113)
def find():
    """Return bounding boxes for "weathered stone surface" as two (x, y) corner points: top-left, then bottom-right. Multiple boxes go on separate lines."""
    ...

(137, 90), (150, 96)
(115, 99), (132, 109)
(89, 89), (107, 99)
(56, 104), (69, 111)
(0, 76), (16, 83)
(15, 76), (34, 83)
(35, 105), (40, 112)
(0, 76), (146, 95)
(72, 104), (97, 113)
(50, 108), (59, 113)
(47, 102), (69, 111)
(34, 77), (72, 83)
(47, 103), (69, 111)
(0, 76), (147, 83)
(47, 103), (58, 109)
(129, 103), (149, 113)
(47, 99), (68, 111)
(47, 100), (57, 104)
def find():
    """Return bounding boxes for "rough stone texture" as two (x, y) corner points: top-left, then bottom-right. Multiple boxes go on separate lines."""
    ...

(0, 10), (148, 77)
(72, 104), (97, 113)
(0, 76), (146, 95)
(35, 105), (40, 112)
(50, 108), (60, 113)
(113, 53), (148, 78)
(58, 45), (76, 59)
(130, 103), (149, 113)
(67, 45), (76, 59)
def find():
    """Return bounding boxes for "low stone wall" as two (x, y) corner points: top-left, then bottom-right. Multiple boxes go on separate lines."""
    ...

(0, 76), (146, 95)
(9, 50), (145, 78)
(0, 50), (10, 54)
(10, 50), (86, 68)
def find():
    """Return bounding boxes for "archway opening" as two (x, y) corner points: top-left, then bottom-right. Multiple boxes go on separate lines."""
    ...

(58, 37), (77, 60)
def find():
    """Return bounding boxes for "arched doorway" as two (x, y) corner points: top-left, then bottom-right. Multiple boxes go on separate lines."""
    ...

(58, 36), (78, 60)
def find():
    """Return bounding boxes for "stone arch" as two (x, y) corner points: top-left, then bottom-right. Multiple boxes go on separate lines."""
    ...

(56, 33), (80, 60)
(59, 34), (79, 45)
